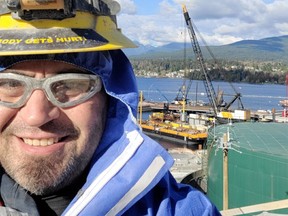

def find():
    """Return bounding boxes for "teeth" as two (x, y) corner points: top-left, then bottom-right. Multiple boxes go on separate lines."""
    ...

(23, 138), (59, 146)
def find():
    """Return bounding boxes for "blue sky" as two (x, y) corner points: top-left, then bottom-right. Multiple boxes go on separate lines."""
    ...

(133, 0), (159, 15)
(116, 0), (288, 46)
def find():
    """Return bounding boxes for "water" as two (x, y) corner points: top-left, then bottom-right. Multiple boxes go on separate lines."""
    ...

(136, 77), (287, 111)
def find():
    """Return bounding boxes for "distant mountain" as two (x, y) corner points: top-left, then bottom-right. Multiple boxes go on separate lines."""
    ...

(123, 42), (188, 58)
(122, 41), (156, 56)
(123, 35), (288, 61)
(229, 35), (288, 52)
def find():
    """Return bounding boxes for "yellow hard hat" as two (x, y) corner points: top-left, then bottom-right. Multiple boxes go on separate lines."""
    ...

(0, 0), (136, 56)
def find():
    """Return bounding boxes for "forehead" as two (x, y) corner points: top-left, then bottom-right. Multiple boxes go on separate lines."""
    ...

(9, 60), (82, 75)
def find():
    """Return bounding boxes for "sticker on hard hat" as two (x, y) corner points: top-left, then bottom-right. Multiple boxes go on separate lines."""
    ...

(0, 28), (108, 51)
(0, 37), (86, 45)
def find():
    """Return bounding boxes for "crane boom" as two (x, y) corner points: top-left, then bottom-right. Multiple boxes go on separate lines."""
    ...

(182, 5), (218, 115)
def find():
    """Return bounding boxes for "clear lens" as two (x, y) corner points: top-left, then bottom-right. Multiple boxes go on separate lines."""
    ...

(0, 78), (26, 103)
(50, 78), (98, 103)
(0, 73), (102, 108)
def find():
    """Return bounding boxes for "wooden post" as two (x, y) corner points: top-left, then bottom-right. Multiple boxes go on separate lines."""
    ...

(223, 133), (229, 210)
(139, 91), (143, 125)
(272, 108), (275, 122)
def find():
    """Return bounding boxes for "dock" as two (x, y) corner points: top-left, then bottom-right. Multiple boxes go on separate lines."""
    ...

(140, 101), (288, 122)
(139, 101), (213, 114)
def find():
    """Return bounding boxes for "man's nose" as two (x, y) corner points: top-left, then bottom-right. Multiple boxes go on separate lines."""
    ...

(18, 90), (60, 127)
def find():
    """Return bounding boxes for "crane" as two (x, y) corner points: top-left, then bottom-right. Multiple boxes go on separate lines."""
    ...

(175, 21), (192, 104)
(181, 5), (246, 120)
(182, 4), (218, 115)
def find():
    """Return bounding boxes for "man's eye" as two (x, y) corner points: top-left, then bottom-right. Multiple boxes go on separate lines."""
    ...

(53, 81), (81, 94)
(0, 79), (24, 93)
(53, 80), (91, 94)
(0, 79), (25, 99)
(0, 79), (22, 88)
(51, 80), (92, 103)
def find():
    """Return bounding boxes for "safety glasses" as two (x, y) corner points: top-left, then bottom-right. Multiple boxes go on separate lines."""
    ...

(0, 73), (102, 108)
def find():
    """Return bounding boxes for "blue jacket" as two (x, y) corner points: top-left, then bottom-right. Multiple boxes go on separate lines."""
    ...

(0, 50), (220, 216)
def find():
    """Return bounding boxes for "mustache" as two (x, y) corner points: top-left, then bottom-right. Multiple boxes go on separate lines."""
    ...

(4, 120), (80, 137)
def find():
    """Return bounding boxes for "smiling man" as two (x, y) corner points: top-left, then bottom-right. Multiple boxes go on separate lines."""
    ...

(0, 0), (220, 215)
(0, 60), (107, 197)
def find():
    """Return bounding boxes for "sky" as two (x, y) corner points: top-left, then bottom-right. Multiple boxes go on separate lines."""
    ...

(114, 0), (288, 47)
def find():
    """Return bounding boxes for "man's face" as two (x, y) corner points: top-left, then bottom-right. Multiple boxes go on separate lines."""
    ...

(0, 60), (107, 195)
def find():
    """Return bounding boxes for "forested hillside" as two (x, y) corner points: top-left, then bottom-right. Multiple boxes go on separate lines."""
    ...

(130, 58), (287, 84)
(125, 35), (288, 84)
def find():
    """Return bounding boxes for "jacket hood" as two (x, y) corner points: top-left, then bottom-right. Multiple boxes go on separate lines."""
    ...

(0, 51), (174, 215)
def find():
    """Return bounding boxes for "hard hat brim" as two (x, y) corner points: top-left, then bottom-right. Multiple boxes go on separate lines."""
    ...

(0, 12), (136, 56)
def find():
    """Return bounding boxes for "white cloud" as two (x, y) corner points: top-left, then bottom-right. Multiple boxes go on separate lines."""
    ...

(116, 0), (288, 46)
(159, 0), (179, 16)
